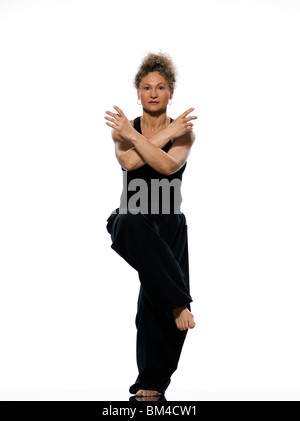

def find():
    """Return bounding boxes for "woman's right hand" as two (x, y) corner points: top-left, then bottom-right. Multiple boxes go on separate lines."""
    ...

(167, 108), (197, 139)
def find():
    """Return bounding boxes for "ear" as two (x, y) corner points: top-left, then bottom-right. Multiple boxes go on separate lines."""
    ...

(170, 90), (174, 100)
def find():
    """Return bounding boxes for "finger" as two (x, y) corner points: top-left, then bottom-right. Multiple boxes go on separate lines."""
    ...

(182, 107), (194, 118)
(105, 122), (115, 128)
(186, 121), (194, 127)
(113, 105), (124, 116)
(104, 116), (116, 123)
(106, 111), (120, 118)
(186, 115), (198, 122)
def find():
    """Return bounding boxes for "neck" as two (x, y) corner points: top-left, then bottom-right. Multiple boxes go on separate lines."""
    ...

(141, 108), (170, 131)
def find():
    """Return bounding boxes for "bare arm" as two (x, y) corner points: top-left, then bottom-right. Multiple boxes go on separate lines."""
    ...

(166, 130), (196, 175)
(129, 129), (196, 175)
(112, 124), (174, 171)
(105, 105), (197, 175)
(129, 131), (178, 175)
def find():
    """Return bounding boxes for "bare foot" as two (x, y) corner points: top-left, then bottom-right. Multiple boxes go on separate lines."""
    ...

(135, 395), (160, 402)
(172, 306), (196, 331)
(136, 389), (161, 397)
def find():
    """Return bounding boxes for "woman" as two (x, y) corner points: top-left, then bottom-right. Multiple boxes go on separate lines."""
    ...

(105, 52), (197, 398)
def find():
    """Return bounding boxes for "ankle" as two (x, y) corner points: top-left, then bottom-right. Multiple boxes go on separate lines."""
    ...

(171, 305), (186, 317)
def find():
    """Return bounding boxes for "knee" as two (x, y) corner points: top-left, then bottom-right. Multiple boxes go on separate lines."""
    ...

(117, 213), (159, 238)
(117, 213), (144, 233)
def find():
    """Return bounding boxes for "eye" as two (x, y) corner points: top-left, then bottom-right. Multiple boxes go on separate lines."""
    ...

(144, 87), (150, 90)
(159, 86), (165, 90)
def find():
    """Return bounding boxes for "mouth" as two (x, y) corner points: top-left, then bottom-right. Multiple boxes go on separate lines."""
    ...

(149, 101), (159, 104)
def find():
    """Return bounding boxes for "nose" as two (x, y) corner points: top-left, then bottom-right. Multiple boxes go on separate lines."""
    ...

(150, 88), (158, 98)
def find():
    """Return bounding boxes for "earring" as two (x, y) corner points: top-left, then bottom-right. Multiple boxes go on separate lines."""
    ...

(169, 99), (172, 105)
(137, 99), (141, 105)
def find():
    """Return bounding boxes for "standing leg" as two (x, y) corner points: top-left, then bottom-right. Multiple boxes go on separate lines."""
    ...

(129, 213), (193, 395)
(129, 286), (188, 395)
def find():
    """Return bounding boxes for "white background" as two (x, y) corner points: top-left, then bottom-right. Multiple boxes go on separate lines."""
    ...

(0, 0), (300, 401)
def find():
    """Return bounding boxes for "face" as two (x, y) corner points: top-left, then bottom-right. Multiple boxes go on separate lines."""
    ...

(138, 71), (173, 111)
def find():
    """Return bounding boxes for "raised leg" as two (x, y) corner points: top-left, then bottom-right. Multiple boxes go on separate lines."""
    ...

(110, 213), (192, 312)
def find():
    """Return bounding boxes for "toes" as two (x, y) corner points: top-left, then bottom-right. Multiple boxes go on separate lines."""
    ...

(176, 317), (196, 330)
(175, 313), (197, 331)
(178, 321), (185, 331)
(136, 389), (161, 397)
(136, 389), (144, 396)
(175, 320), (181, 330)
(189, 320), (196, 329)
(150, 391), (160, 396)
(149, 390), (160, 397)
(175, 319), (187, 331)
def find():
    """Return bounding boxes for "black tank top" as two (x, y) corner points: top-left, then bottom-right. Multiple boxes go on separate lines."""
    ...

(118, 116), (187, 214)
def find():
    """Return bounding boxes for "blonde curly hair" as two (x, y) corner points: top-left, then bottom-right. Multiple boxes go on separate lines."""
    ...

(133, 52), (177, 92)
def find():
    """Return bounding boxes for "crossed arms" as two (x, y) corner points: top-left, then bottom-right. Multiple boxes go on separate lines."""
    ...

(105, 106), (197, 176)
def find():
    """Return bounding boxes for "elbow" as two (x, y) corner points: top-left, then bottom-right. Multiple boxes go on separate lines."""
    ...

(161, 158), (177, 176)
(116, 154), (133, 171)
(162, 165), (173, 176)
(163, 160), (178, 176)
(164, 161), (185, 176)
(120, 160), (133, 171)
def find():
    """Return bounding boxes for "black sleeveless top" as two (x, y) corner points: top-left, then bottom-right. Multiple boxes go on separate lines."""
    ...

(118, 116), (187, 214)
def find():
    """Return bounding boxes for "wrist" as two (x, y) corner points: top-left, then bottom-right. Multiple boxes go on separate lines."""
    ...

(122, 125), (138, 143)
(129, 130), (139, 143)
(165, 125), (176, 140)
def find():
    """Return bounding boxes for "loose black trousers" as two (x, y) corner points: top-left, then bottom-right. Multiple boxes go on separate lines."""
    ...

(106, 209), (193, 394)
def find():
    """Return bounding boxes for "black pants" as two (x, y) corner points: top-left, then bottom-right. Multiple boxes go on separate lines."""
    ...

(106, 209), (193, 394)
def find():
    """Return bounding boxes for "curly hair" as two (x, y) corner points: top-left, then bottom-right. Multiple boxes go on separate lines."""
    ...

(133, 52), (177, 92)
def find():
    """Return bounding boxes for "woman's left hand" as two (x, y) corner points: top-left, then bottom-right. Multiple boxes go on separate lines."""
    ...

(105, 106), (135, 142)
